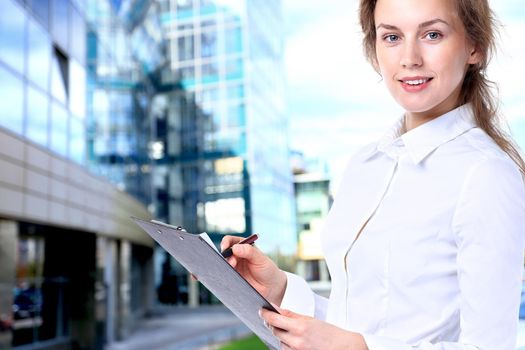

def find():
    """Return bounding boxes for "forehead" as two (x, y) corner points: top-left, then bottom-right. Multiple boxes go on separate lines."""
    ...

(374, 0), (459, 27)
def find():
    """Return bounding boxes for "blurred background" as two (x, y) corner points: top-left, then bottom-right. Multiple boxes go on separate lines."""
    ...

(0, 0), (523, 349)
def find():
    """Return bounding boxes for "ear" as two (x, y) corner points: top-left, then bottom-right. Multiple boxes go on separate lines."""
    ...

(467, 46), (482, 66)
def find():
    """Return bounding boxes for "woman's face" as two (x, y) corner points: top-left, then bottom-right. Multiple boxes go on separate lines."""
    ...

(374, 0), (480, 121)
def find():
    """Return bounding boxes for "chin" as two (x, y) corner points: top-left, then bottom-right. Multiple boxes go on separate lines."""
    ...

(396, 101), (437, 114)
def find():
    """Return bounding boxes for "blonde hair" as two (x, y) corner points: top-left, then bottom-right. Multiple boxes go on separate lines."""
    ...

(359, 0), (525, 176)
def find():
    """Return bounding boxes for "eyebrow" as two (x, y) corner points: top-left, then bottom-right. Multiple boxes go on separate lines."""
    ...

(376, 18), (450, 31)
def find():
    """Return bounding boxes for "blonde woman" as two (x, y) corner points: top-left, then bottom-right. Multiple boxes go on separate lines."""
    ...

(222, 0), (525, 348)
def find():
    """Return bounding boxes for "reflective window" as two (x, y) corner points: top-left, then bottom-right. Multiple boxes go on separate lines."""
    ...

(225, 57), (243, 80)
(30, 0), (50, 28)
(227, 84), (244, 99)
(50, 48), (68, 104)
(12, 236), (45, 346)
(201, 61), (219, 84)
(0, 65), (24, 134)
(200, 30), (217, 58)
(176, 0), (193, 19)
(28, 19), (51, 91)
(70, 8), (86, 64)
(69, 59), (86, 118)
(199, 1), (216, 16)
(26, 86), (49, 147)
(204, 198), (246, 234)
(69, 116), (85, 164)
(0, 0), (26, 73)
(177, 35), (194, 61)
(227, 103), (245, 127)
(71, 0), (86, 12)
(50, 102), (68, 156)
(52, 0), (69, 50)
(179, 65), (195, 87)
(225, 26), (242, 54)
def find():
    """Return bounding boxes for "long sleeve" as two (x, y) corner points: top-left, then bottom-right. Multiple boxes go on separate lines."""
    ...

(280, 272), (329, 320)
(363, 157), (525, 350)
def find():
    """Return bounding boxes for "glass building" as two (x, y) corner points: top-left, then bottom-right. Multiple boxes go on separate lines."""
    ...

(0, 0), (297, 346)
(157, 0), (296, 255)
(0, 0), (159, 349)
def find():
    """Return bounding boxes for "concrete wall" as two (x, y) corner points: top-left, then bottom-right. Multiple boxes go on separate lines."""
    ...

(0, 128), (153, 247)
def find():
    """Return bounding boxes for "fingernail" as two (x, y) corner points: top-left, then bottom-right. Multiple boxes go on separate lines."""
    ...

(258, 309), (263, 318)
(263, 320), (269, 329)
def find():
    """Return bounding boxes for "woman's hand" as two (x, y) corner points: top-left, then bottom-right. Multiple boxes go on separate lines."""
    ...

(221, 235), (287, 306)
(260, 306), (368, 350)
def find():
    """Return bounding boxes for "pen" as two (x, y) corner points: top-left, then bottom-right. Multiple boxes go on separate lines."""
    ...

(221, 234), (258, 258)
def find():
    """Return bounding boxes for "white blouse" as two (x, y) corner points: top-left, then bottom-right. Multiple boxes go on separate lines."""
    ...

(281, 104), (525, 349)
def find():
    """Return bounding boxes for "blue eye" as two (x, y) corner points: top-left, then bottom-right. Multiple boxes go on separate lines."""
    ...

(384, 34), (400, 43)
(426, 31), (442, 40)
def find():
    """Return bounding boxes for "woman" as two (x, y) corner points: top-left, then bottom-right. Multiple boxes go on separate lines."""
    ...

(221, 0), (525, 348)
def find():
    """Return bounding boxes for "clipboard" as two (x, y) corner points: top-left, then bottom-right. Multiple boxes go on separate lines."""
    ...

(132, 217), (281, 350)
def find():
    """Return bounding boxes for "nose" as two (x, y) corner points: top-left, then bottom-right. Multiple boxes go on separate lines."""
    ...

(400, 41), (423, 68)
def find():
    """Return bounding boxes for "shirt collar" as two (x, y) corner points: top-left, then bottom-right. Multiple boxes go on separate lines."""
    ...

(361, 104), (477, 164)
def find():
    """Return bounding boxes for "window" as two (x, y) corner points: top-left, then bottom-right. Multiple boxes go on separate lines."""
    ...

(200, 30), (217, 58)
(225, 57), (243, 80)
(28, 19), (51, 91)
(30, 0), (50, 28)
(0, 0), (26, 73)
(12, 236), (45, 346)
(26, 86), (49, 147)
(69, 59), (86, 118)
(204, 198), (246, 233)
(201, 61), (219, 84)
(177, 35), (194, 61)
(50, 47), (68, 104)
(51, 0), (69, 50)
(0, 65), (24, 134)
(69, 116), (85, 164)
(225, 26), (242, 54)
(70, 7), (86, 64)
(50, 102), (68, 156)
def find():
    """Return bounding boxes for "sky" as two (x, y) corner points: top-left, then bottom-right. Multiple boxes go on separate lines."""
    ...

(282, 0), (525, 191)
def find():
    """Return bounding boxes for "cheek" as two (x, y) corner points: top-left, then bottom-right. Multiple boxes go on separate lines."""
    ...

(428, 45), (470, 80)
(376, 56), (395, 82)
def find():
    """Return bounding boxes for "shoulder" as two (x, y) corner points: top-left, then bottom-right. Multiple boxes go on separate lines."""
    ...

(349, 141), (379, 163)
(454, 129), (525, 215)
(459, 128), (523, 183)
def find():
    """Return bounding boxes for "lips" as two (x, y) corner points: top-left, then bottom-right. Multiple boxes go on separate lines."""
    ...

(398, 76), (433, 92)
(399, 77), (433, 85)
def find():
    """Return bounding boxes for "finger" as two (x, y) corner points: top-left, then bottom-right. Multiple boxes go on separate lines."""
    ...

(272, 328), (297, 350)
(232, 243), (267, 265)
(261, 309), (298, 332)
(227, 256), (238, 268)
(220, 235), (244, 251)
(267, 304), (297, 318)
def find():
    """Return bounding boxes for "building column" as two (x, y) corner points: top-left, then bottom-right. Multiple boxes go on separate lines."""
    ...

(296, 260), (307, 279)
(319, 259), (330, 282)
(188, 274), (199, 308)
(0, 220), (18, 350)
(143, 254), (155, 315)
(117, 241), (131, 340)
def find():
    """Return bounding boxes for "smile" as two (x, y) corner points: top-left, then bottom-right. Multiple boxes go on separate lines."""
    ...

(400, 78), (433, 85)
(398, 77), (433, 92)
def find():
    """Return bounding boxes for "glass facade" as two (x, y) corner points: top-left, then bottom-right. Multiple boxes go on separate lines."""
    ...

(159, 0), (296, 255)
(0, 0), (86, 164)
(1, 0), (295, 315)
